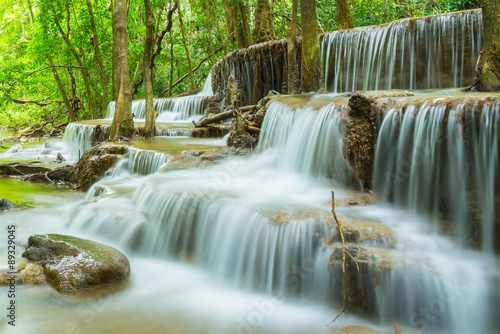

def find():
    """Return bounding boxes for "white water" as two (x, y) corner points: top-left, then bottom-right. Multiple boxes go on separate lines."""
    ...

(321, 10), (482, 92)
(373, 99), (499, 253)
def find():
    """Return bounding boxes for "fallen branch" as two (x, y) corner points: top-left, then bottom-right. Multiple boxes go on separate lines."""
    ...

(12, 99), (58, 106)
(325, 191), (359, 326)
(22, 111), (66, 137)
(193, 109), (233, 127)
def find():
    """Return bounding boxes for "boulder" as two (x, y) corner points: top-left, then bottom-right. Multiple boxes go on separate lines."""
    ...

(22, 234), (130, 294)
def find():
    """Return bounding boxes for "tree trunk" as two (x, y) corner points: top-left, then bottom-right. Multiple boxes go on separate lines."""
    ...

(287, 0), (299, 94)
(475, 0), (500, 91)
(176, 0), (195, 89)
(169, 32), (174, 97)
(300, 0), (323, 93)
(238, 1), (252, 48)
(254, 0), (276, 44)
(49, 55), (76, 122)
(143, 0), (155, 138)
(86, 0), (110, 111)
(223, 0), (236, 49)
(335, 0), (353, 30)
(110, 0), (134, 138)
(205, 0), (216, 65)
(50, 5), (98, 118)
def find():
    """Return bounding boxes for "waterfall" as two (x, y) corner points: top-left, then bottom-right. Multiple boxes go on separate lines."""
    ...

(127, 147), (172, 175)
(106, 96), (208, 121)
(321, 10), (482, 92)
(258, 98), (359, 185)
(196, 73), (214, 96)
(373, 99), (499, 252)
(62, 123), (110, 160)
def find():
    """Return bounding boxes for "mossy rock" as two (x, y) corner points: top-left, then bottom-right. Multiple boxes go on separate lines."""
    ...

(22, 234), (130, 294)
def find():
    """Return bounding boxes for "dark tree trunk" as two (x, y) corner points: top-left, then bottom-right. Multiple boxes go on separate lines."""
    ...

(177, 0), (195, 89)
(143, 0), (155, 138)
(110, 0), (134, 138)
(287, 0), (299, 94)
(49, 55), (76, 122)
(300, 0), (323, 93)
(253, 0), (276, 44)
(474, 0), (500, 91)
(223, 0), (236, 49)
(335, 0), (353, 30)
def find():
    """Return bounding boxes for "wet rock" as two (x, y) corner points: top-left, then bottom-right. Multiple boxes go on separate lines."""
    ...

(342, 93), (378, 188)
(47, 166), (74, 182)
(0, 198), (17, 211)
(0, 262), (46, 286)
(71, 143), (129, 191)
(22, 234), (130, 294)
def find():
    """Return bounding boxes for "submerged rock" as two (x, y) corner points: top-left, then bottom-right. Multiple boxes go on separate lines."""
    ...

(22, 234), (130, 294)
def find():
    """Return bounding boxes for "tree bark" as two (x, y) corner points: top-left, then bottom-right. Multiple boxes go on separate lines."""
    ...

(176, 0), (195, 89)
(300, 0), (323, 93)
(223, 0), (236, 49)
(205, 0), (216, 65)
(86, 0), (110, 111)
(238, 1), (252, 48)
(169, 31), (174, 97)
(474, 0), (500, 91)
(287, 0), (299, 94)
(253, 0), (276, 44)
(49, 55), (75, 122)
(143, 0), (155, 138)
(335, 0), (354, 30)
(110, 0), (134, 138)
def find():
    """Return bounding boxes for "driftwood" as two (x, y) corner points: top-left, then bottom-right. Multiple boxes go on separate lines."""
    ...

(247, 126), (261, 134)
(192, 105), (256, 128)
(22, 111), (66, 137)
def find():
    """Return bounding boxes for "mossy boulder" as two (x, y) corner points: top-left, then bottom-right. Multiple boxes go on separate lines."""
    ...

(22, 234), (130, 294)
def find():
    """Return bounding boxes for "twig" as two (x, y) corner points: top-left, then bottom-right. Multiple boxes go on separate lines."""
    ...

(325, 190), (358, 326)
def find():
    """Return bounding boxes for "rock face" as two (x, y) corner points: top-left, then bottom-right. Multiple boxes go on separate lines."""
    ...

(22, 234), (130, 294)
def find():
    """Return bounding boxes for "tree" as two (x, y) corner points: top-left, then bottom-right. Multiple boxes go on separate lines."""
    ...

(472, 0), (500, 91)
(335, 0), (354, 30)
(300, 0), (323, 92)
(143, 0), (155, 138)
(110, 0), (134, 138)
(253, 0), (276, 43)
(287, 0), (299, 94)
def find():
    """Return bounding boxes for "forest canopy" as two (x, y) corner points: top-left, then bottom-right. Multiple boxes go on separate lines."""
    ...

(0, 0), (480, 130)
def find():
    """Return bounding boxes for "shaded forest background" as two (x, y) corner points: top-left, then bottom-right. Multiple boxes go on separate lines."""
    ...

(0, 0), (479, 129)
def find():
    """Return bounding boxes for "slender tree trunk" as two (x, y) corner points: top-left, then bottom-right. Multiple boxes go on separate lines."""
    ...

(238, 1), (252, 47)
(86, 0), (110, 112)
(205, 0), (216, 65)
(287, 0), (299, 94)
(213, 8), (228, 54)
(143, 0), (155, 137)
(300, 0), (323, 92)
(176, 0), (195, 89)
(254, 0), (276, 44)
(49, 55), (75, 122)
(25, 0), (35, 23)
(50, 5), (98, 118)
(335, 0), (353, 30)
(169, 31), (174, 97)
(110, 0), (134, 138)
(223, 0), (236, 49)
(474, 0), (500, 91)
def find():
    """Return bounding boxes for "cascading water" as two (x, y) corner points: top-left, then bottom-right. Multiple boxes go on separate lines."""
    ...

(106, 96), (209, 121)
(373, 98), (499, 252)
(62, 123), (110, 160)
(322, 10), (482, 92)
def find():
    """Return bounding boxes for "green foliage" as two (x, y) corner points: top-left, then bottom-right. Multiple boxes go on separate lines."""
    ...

(0, 0), (481, 130)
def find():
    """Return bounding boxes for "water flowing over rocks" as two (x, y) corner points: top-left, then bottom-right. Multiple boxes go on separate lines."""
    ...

(22, 234), (130, 294)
